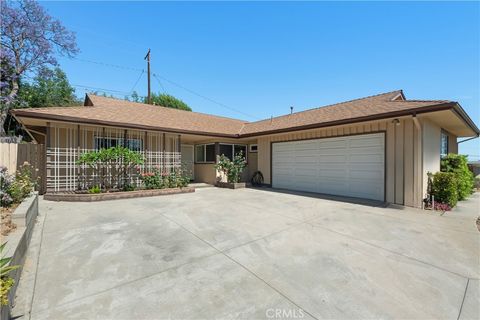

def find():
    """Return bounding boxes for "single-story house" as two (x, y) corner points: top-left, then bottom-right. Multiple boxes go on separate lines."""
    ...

(11, 90), (479, 208)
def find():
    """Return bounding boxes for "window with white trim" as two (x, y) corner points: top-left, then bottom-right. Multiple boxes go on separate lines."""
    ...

(219, 143), (247, 161)
(195, 144), (215, 163)
(249, 144), (258, 153)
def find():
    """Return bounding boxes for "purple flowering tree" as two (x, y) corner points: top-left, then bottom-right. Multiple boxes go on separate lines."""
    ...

(0, 0), (79, 136)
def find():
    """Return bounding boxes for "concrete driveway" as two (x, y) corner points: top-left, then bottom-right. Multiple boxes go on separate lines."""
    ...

(14, 188), (480, 319)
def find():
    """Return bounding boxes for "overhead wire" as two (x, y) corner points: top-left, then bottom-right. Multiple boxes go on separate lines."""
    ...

(68, 56), (260, 120)
(130, 69), (145, 93)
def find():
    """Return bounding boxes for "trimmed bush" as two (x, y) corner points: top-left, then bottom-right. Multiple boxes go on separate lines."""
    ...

(441, 154), (474, 200)
(431, 172), (458, 207)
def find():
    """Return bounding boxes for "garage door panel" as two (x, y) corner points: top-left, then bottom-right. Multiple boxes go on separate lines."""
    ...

(318, 139), (348, 149)
(349, 182), (383, 198)
(348, 146), (384, 155)
(350, 154), (384, 163)
(272, 133), (385, 201)
(317, 155), (348, 163)
(319, 181), (348, 194)
(349, 135), (383, 145)
(349, 170), (383, 180)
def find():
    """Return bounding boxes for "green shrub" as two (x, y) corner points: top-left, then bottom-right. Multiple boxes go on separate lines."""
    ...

(77, 146), (144, 191)
(139, 168), (189, 189)
(431, 172), (458, 207)
(441, 154), (474, 200)
(215, 151), (247, 183)
(88, 185), (101, 194)
(1, 242), (20, 305)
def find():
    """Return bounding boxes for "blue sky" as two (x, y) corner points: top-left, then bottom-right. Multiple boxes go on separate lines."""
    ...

(43, 1), (479, 157)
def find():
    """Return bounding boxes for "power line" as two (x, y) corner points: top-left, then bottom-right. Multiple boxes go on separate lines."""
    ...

(129, 69), (145, 93)
(71, 83), (131, 95)
(71, 57), (143, 72)
(152, 73), (260, 120)
(153, 73), (166, 93)
(67, 56), (260, 120)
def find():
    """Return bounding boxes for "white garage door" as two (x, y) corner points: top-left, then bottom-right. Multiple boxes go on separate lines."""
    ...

(272, 133), (385, 201)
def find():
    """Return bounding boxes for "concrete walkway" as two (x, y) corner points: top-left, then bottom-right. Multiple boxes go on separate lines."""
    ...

(12, 189), (480, 319)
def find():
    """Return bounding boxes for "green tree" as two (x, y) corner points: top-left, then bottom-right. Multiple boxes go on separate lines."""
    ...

(146, 93), (192, 111)
(17, 67), (80, 108)
(131, 91), (140, 103)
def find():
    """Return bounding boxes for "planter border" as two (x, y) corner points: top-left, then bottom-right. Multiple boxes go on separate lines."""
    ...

(1, 192), (39, 320)
(216, 182), (246, 189)
(43, 187), (195, 202)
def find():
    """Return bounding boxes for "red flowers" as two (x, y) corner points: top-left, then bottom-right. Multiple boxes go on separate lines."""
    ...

(141, 172), (155, 177)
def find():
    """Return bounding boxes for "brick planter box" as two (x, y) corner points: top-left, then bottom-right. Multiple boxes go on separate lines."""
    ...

(216, 182), (246, 189)
(44, 187), (195, 202)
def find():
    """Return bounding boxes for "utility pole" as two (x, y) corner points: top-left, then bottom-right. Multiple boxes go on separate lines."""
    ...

(144, 49), (151, 104)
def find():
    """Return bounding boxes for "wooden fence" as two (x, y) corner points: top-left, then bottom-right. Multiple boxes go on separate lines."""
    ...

(0, 143), (46, 194)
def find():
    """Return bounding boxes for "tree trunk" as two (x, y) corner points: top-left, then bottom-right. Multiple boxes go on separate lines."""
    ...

(0, 109), (8, 136)
(1, 79), (19, 136)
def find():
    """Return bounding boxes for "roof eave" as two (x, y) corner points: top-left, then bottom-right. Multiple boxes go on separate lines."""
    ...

(12, 111), (240, 139)
(451, 102), (480, 136)
(238, 102), (461, 138)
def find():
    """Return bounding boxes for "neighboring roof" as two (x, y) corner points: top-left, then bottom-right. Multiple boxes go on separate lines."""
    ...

(11, 90), (479, 138)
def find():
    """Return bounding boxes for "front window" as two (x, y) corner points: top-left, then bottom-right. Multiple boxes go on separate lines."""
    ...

(94, 137), (143, 151)
(219, 143), (247, 161)
(441, 131), (449, 157)
(195, 144), (215, 163)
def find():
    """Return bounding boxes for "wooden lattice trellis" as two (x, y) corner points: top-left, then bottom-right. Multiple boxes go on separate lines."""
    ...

(46, 125), (181, 192)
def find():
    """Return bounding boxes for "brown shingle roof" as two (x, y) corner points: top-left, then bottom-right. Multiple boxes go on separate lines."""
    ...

(239, 90), (455, 136)
(13, 90), (470, 137)
(13, 94), (247, 137)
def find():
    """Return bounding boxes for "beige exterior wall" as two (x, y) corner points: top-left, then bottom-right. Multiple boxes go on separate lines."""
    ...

(194, 163), (217, 184)
(449, 134), (458, 154)
(421, 120), (458, 197)
(257, 117), (424, 207)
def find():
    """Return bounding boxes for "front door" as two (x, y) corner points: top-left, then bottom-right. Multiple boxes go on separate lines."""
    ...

(181, 144), (195, 180)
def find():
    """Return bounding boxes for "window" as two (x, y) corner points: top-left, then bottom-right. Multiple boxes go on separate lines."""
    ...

(94, 137), (143, 151)
(249, 144), (258, 153)
(195, 144), (215, 163)
(219, 143), (247, 161)
(441, 131), (449, 157)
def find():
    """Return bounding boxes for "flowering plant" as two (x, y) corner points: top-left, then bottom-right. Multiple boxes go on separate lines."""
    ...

(434, 202), (452, 213)
(0, 166), (14, 207)
(0, 163), (35, 207)
(138, 167), (189, 190)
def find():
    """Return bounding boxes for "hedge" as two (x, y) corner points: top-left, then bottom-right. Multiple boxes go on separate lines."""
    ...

(440, 154), (474, 200)
(431, 172), (458, 207)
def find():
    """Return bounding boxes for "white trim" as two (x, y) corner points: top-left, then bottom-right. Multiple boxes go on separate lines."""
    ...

(249, 144), (258, 153)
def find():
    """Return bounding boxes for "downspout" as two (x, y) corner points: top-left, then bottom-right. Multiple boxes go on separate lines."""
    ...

(412, 114), (423, 208)
(458, 135), (479, 144)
